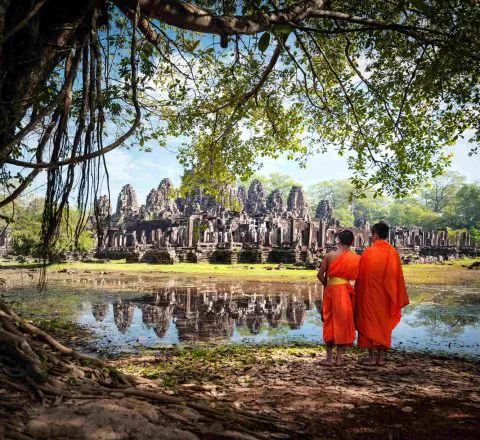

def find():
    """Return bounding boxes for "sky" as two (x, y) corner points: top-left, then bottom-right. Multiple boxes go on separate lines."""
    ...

(100, 135), (480, 206)
(9, 131), (478, 208)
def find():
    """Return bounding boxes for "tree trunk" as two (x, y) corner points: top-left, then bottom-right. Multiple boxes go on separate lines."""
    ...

(0, 0), (97, 159)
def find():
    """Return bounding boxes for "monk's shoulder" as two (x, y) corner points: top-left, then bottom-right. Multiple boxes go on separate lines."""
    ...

(326, 251), (338, 262)
(361, 246), (374, 258)
(349, 250), (361, 261)
(390, 245), (403, 262)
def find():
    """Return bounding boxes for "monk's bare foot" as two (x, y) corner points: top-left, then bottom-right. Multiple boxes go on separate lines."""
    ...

(319, 359), (334, 366)
(376, 350), (386, 366)
(360, 358), (377, 366)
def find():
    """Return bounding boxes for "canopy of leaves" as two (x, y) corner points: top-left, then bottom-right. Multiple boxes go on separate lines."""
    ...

(1, 0), (479, 252)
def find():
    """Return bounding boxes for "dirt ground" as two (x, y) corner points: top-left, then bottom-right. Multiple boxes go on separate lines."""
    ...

(4, 344), (477, 440)
(111, 346), (480, 439)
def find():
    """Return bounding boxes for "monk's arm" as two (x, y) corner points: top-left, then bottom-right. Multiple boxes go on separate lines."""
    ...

(317, 255), (328, 287)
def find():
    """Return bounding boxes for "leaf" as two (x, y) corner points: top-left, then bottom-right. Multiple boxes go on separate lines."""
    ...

(273, 24), (292, 36)
(258, 32), (271, 53)
(191, 40), (200, 51)
(410, 0), (431, 14)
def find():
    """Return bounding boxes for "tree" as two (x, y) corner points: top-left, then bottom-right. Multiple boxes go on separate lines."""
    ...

(308, 178), (354, 221)
(351, 193), (390, 226)
(387, 197), (440, 229)
(445, 183), (480, 229)
(3, 2), (479, 430)
(0, 196), (95, 257)
(0, 0), (479, 254)
(308, 179), (353, 209)
(308, 179), (391, 225)
(420, 171), (465, 213)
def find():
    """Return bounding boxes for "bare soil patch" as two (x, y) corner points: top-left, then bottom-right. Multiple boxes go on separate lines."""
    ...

(113, 346), (480, 439)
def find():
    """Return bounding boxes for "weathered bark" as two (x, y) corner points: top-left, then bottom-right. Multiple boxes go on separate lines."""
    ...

(116, 0), (331, 35)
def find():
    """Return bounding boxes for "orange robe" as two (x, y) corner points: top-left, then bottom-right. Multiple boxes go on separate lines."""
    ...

(354, 240), (409, 349)
(322, 251), (361, 346)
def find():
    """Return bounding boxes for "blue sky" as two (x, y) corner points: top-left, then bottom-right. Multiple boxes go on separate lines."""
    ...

(102, 134), (480, 205)
(9, 131), (478, 207)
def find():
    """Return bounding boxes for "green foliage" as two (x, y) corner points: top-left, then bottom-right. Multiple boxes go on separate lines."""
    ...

(193, 223), (208, 243)
(352, 195), (390, 225)
(333, 206), (354, 227)
(308, 179), (354, 219)
(420, 172), (465, 213)
(448, 184), (480, 229)
(258, 32), (271, 52)
(135, 1), (479, 200)
(1, 197), (95, 257)
(387, 198), (440, 230)
(469, 228), (480, 246)
(308, 173), (479, 230)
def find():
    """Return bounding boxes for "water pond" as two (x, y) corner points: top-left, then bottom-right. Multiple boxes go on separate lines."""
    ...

(7, 276), (480, 358)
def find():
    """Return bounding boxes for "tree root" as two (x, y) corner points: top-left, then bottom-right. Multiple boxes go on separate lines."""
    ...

(0, 301), (306, 438)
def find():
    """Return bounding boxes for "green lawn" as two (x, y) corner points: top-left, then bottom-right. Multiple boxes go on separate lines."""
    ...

(51, 260), (319, 282)
(2, 257), (478, 286)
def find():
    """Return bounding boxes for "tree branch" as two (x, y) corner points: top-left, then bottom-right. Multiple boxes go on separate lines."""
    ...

(212, 41), (283, 143)
(115, 0), (330, 35)
(115, 0), (445, 44)
(0, 169), (40, 208)
(0, 0), (47, 45)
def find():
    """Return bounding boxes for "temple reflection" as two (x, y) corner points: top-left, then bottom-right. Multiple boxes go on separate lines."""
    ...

(91, 302), (109, 322)
(96, 285), (320, 341)
(112, 300), (135, 333)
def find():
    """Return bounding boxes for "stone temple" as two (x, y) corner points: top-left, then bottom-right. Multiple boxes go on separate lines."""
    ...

(95, 179), (478, 264)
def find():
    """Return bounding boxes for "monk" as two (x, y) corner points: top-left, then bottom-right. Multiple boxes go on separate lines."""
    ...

(354, 222), (409, 366)
(317, 230), (361, 366)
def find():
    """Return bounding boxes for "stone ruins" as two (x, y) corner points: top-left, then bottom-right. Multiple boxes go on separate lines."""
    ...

(0, 230), (11, 255)
(95, 179), (478, 264)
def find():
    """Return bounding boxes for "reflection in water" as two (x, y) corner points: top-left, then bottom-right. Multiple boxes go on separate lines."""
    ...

(404, 304), (480, 337)
(112, 300), (135, 333)
(287, 297), (306, 329)
(91, 302), (109, 322)
(63, 279), (480, 357)
(141, 304), (174, 338)
(97, 286), (315, 343)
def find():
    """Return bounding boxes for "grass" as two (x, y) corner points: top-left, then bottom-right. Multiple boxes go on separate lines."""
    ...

(2, 257), (479, 286)
(402, 259), (480, 286)
(117, 342), (328, 385)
